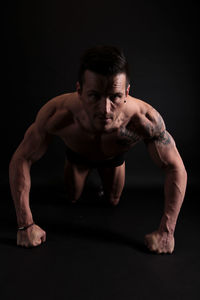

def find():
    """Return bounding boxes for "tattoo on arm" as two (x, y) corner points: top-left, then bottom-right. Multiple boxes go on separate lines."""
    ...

(157, 130), (171, 145)
(144, 111), (171, 145)
(145, 130), (171, 145)
(117, 127), (141, 146)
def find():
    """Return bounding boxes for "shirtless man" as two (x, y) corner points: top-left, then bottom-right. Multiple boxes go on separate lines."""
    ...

(9, 45), (187, 253)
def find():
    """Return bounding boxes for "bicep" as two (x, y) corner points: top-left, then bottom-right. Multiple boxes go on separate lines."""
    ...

(14, 123), (53, 164)
(145, 130), (184, 170)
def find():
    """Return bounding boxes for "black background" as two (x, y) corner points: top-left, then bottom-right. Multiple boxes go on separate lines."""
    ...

(2, 0), (198, 189)
(1, 2), (200, 299)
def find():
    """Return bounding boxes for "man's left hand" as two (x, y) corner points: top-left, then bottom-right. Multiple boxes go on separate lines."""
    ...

(144, 230), (175, 254)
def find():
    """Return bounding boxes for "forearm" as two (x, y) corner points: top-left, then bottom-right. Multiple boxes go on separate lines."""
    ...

(9, 156), (33, 227)
(159, 166), (187, 235)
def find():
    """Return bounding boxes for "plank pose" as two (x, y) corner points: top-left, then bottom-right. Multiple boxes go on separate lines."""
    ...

(9, 45), (187, 253)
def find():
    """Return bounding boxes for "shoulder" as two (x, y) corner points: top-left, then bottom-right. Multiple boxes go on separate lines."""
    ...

(127, 96), (166, 140)
(35, 92), (77, 133)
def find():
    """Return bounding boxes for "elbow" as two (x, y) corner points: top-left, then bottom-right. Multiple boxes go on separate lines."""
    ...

(9, 154), (32, 174)
(9, 151), (21, 168)
(9, 154), (19, 172)
(177, 162), (187, 181)
(9, 155), (16, 173)
(182, 165), (187, 183)
(165, 162), (187, 182)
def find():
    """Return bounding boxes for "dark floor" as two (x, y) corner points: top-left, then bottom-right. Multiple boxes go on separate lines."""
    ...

(0, 185), (199, 300)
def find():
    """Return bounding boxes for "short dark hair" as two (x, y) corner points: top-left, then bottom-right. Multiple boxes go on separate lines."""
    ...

(78, 45), (130, 88)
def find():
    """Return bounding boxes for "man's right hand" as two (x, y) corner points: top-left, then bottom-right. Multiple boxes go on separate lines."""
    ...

(17, 224), (46, 248)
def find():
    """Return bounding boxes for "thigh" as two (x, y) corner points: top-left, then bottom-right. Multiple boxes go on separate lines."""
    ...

(97, 162), (125, 200)
(64, 159), (91, 201)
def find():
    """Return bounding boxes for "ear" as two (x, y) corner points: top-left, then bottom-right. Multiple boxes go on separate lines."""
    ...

(76, 82), (82, 95)
(126, 84), (130, 97)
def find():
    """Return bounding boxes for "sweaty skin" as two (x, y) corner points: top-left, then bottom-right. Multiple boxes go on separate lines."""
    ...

(9, 71), (187, 253)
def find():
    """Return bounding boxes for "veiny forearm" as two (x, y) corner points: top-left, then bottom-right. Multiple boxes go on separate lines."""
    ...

(159, 166), (187, 235)
(9, 156), (33, 227)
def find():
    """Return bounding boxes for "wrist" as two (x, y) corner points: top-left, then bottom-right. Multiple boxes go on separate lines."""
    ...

(18, 222), (35, 231)
(17, 212), (33, 228)
(158, 214), (175, 235)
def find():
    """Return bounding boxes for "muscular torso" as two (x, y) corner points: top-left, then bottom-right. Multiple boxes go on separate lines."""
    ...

(61, 120), (139, 160)
(42, 92), (161, 161)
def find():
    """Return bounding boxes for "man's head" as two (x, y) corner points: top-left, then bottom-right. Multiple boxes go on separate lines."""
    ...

(77, 45), (131, 133)
(78, 45), (130, 89)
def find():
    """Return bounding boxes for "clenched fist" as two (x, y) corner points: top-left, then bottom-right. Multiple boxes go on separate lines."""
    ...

(17, 224), (46, 248)
(144, 230), (175, 254)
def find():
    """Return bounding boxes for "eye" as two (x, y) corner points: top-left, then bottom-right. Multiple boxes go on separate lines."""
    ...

(109, 94), (122, 102)
(88, 93), (101, 101)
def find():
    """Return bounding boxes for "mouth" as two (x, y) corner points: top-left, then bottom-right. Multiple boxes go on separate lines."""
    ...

(100, 117), (112, 120)
(98, 115), (113, 120)
(98, 117), (113, 124)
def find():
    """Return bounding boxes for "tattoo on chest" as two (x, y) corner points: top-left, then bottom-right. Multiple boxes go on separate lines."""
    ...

(117, 127), (141, 146)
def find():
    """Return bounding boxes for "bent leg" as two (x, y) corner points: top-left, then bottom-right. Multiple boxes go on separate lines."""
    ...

(64, 160), (90, 203)
(97, 162), (125, 206)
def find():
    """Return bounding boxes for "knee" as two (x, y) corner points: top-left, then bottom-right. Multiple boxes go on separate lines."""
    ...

(64, 180), (82, 203)
(109, 195), (120, 206)
(66, 190), (80, 204)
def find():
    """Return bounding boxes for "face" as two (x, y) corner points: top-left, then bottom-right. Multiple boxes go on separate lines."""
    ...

(77, 70), (130, 133)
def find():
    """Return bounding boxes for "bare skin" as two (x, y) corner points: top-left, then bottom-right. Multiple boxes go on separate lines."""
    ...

(9, 70), (187, 253)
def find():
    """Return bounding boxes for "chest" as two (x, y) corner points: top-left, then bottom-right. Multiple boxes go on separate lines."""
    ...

(58, 120), (141, 160)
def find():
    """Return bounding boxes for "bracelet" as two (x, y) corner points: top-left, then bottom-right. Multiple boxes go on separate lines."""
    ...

(18, 222), (35, 231)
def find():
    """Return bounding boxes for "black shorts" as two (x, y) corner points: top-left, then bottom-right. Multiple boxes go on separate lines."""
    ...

(65, 145), (126, 168)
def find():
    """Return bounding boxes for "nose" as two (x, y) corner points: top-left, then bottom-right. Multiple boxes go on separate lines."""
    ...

(100, 97), (111, 115)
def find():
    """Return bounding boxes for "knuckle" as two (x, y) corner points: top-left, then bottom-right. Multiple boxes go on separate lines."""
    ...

(33, 240), (41, 247)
